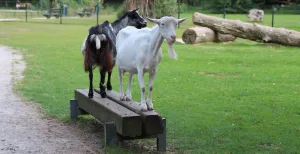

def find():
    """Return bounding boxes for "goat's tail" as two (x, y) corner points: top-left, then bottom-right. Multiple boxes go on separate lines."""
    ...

(90, 34), (107, 50)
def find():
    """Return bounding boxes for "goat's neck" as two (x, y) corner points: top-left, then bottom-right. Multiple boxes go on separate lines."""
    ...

(111, 17), (128, 35)
(149, 25), (164, 58)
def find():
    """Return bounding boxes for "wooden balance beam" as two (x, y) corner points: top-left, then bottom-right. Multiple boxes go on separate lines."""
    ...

(70, 89), (166, 151)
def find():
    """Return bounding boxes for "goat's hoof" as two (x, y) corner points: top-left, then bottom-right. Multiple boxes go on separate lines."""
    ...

(140, 103), (148, 111)
(88, 92), (94, 98)
(146, 100), (153, 110)
(100, 91), (106, 98)
(107, 85), (112, 91)
(120, 95), (126, 101)
(100, 85), (106, 91)
(125, 95), (132, 101)
(147, 106), (153, 110)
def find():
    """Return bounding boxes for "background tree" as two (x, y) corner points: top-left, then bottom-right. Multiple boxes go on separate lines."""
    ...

(117, 0), (177, 18)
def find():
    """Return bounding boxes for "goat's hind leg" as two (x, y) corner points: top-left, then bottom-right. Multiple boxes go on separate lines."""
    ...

(88, 66), (94, 98)
(106, 71), (112, 90)
(125, 73), (133, 101)
(99, 67), (107, 98)
(118, 68), (126, 101)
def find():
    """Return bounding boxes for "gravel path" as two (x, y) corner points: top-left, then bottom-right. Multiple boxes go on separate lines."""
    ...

(0, 46), (103, 154)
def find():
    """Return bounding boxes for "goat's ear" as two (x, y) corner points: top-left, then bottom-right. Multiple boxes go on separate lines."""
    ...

(177, 18), (186, 24)
(134, 8), (139, 11)
(147, 17), (160, 24)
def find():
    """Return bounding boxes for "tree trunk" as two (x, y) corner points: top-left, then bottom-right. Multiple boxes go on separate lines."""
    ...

(216, 33), (236, 43)
(49, 0), (53, 9)
(182, 27), (236, 44)
(124, 0), (155, 17)
(193, 12), (300, 47)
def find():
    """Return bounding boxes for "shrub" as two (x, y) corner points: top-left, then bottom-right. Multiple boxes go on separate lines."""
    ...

(117, 0), (178, 18)
(154, 0), (177, 18)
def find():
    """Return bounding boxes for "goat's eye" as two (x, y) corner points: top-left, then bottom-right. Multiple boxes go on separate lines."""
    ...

(161, 23), (165, 26)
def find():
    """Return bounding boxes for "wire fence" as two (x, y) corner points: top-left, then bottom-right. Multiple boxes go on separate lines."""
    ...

(0, 0), (108, 25)
(0, 1), (299, 27)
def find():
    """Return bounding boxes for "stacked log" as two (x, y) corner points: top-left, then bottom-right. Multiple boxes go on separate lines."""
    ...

(182, 27), (236, 44)
(192, 12), (300, 47)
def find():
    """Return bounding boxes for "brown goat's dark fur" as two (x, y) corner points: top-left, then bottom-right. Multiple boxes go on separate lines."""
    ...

(84, 41), (114, 72)
(84, 35), (115, 98)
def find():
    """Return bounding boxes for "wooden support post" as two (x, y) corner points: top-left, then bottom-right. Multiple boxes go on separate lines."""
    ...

(70, 99), (88, 119)
(25, 4), (28, 22)
(70, 99), (79, 119)
(60, 2), (62, 24)
(96, 3), (100, 25)
(104, 122), (117, 146)
(157, 118), (166, 151)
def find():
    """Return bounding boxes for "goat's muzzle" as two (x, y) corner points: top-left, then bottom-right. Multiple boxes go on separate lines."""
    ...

(167, 35), (176, 44)
(137, 21), (147, 29)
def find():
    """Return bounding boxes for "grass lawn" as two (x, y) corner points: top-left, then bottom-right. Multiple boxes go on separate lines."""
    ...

(0, 13), (300, 153)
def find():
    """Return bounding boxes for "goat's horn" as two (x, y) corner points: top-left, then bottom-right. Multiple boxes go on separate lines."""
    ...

(146, 17), (159, 24)
(177, 18), (186, 24)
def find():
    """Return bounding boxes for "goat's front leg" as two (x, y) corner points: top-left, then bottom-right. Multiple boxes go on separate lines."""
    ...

(118, 68), (125, 101)
(88, 66), (93, 98)
(137, 68), (147, 111)
(146, 69), (158, 110)
(99, 67), (106, 98)
(125, 73), (133, 101)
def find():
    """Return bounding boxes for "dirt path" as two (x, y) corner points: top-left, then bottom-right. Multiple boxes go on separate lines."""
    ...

(0, 46), (103, 154)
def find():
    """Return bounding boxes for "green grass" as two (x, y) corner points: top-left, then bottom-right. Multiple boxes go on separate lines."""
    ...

(0, 13), (300, 153)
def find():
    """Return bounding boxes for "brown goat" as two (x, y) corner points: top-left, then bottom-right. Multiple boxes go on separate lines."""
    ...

(84, 32), (114, 98)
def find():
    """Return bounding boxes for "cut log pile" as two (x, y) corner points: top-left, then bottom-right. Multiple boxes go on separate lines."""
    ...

(192, 12), (300, 47)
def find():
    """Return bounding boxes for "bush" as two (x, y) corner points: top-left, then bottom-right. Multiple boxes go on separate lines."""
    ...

(117, 0), (178, 18)
(116, 1), (127, 18)
(154, 0), (178, 18)
(180, 3), (189, 13)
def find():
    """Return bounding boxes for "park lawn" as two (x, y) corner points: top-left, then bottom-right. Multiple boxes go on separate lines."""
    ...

(0, 13), (300, 153)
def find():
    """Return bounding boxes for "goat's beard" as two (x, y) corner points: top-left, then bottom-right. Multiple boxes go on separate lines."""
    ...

(167, 43), (177, 60)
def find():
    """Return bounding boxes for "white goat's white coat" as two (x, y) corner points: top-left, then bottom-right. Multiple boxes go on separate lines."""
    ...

(116, 16), (186, 111)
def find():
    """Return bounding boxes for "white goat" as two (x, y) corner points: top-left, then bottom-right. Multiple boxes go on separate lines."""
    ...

(116, 16), (186, 111)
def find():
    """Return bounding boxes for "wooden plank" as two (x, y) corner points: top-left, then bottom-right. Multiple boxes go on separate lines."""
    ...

(95, 89), (163, 136)
(75, 89), (142, 137)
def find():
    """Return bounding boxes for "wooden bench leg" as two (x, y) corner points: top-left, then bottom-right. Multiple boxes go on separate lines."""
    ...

(70, 99), (89, 119)
(157, 118), (166, 152)
(104, 122), (117, 146)
(70, 99), (79, 119)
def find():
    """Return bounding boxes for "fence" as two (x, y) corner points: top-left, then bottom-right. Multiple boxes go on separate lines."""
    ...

(0, 0), (110, 25)
(176, 2), (300, 28)
(0, 1), (299, 27)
